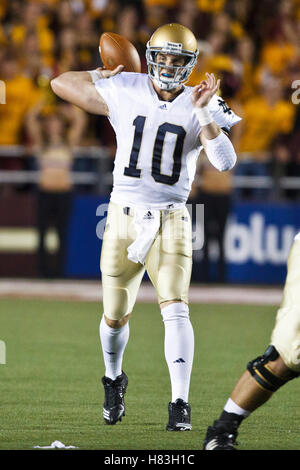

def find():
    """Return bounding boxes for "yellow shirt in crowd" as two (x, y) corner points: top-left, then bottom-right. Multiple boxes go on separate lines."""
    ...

(238, 96), (295, 155)
(0, 76), (41, 145)
(260, 41), (296, 76)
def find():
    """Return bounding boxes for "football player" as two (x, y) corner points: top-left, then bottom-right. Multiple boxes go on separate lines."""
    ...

(51, 23), (241, 430)
(203, 233), (300, 449)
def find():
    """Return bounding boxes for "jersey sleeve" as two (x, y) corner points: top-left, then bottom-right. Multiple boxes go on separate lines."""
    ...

(208, 94), (242, 131)
(94, 73), (127, 126)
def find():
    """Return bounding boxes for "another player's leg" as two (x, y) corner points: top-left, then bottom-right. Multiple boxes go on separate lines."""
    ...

(204, 239), (300, 449)
(203, 347), (298, 449)
(147, 207), (193, 431)
(99, 202), (145, 425)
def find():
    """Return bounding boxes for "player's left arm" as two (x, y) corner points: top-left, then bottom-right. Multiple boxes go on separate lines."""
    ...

(191, 73), (237, 172)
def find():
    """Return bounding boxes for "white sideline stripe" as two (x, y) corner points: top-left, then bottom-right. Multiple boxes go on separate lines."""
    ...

(0, 280), (283, 305)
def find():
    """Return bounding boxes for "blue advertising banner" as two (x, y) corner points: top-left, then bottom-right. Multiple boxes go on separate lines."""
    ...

(224, 202), (300, 284)
(65, 196), (300, 284)
(65, 195), (108, 277)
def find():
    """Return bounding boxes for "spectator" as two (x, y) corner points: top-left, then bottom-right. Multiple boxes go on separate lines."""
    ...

(20, 30), (54, 83)
(270, 138), (293, 201)
(233, 36), (257, 103)
(175, 0), (200, 35)
(196, 0), (226, 13)
(190, 154), (233, 283)
(143, 1), (169, 32)
(225, 0), (253, 39)
(75, 10), (99, 69)
(0, 50), (41, 150)
(0, 0), (300, 205)
(54, 26), (80, 74)
(189, 71), (240, 283)
(94, 0), (120, 33)
(258, 32), (296, 78)
(26, 100), (87, 277)
(187, 30), (233, 86)
(271, 106), (300, 201)
(49, 0), (75, 31)
(234, 74), (296, 200)
(116, 3), (147, 61)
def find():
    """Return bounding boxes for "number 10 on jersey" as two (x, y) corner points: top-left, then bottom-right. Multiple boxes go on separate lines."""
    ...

(124, 115), (186, 186)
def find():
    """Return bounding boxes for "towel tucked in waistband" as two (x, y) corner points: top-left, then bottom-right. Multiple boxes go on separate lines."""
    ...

(127, 207), (160, 265)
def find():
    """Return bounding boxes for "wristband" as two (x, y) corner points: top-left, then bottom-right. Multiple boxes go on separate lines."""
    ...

(88, 69), (103, 83)
(194, 105), (214, 126)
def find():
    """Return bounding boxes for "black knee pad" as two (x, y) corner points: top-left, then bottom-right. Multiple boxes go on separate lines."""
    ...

(247, 345), (299, 392)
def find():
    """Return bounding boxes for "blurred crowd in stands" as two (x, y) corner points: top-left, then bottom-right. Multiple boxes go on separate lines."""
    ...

(1, 0), (300, 202)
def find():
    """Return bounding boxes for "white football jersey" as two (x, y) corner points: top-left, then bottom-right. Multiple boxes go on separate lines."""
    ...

(95, 72), (241, 209)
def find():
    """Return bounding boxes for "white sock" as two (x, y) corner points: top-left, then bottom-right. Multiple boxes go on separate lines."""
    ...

(99, 315), (129, 380)
(224, 398), (251, 418)
(161, 302), (194, 403)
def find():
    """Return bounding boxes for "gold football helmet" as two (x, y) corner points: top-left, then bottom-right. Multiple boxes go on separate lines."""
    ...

(146, 23), (198, 90)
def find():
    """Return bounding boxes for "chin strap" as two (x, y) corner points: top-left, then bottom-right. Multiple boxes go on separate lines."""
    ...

(153, 77), (179, 91)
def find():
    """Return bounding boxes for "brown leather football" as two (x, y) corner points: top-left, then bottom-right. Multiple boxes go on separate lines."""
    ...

(99, 32), (141, 73)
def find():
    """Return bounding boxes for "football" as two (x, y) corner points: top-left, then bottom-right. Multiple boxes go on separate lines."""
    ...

(99, 32), (141, 73)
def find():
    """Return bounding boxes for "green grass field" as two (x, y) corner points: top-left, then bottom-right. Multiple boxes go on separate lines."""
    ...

(1, 298), (300, 451)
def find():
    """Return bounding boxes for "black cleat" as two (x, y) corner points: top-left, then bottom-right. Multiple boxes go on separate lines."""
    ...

(166, 399), (192, 431)
(203, 420), (238, 450)
(101, 371), (128, 425)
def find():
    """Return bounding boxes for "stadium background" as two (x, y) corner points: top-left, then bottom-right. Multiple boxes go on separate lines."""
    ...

(1, 0), (300, 452)
(0, 0), (300, 285)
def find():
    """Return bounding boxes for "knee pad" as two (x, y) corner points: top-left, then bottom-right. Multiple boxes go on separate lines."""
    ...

(158, 264), (186, 297)
(156, 261), (191, 305)
(247, 345), (299, 392)
(103, 286), (130, 321)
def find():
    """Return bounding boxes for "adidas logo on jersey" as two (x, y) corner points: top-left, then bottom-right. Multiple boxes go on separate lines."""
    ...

(158, 103), (167, 110)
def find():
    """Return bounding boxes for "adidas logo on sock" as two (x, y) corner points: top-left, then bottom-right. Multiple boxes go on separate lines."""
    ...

(173, 358), (185, 363)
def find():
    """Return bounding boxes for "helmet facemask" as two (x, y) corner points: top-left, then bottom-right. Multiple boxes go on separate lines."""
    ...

(146, 45), (198, 90)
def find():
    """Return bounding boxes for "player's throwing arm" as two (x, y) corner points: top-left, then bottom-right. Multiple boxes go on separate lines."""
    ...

(50, 65), (124, 115)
